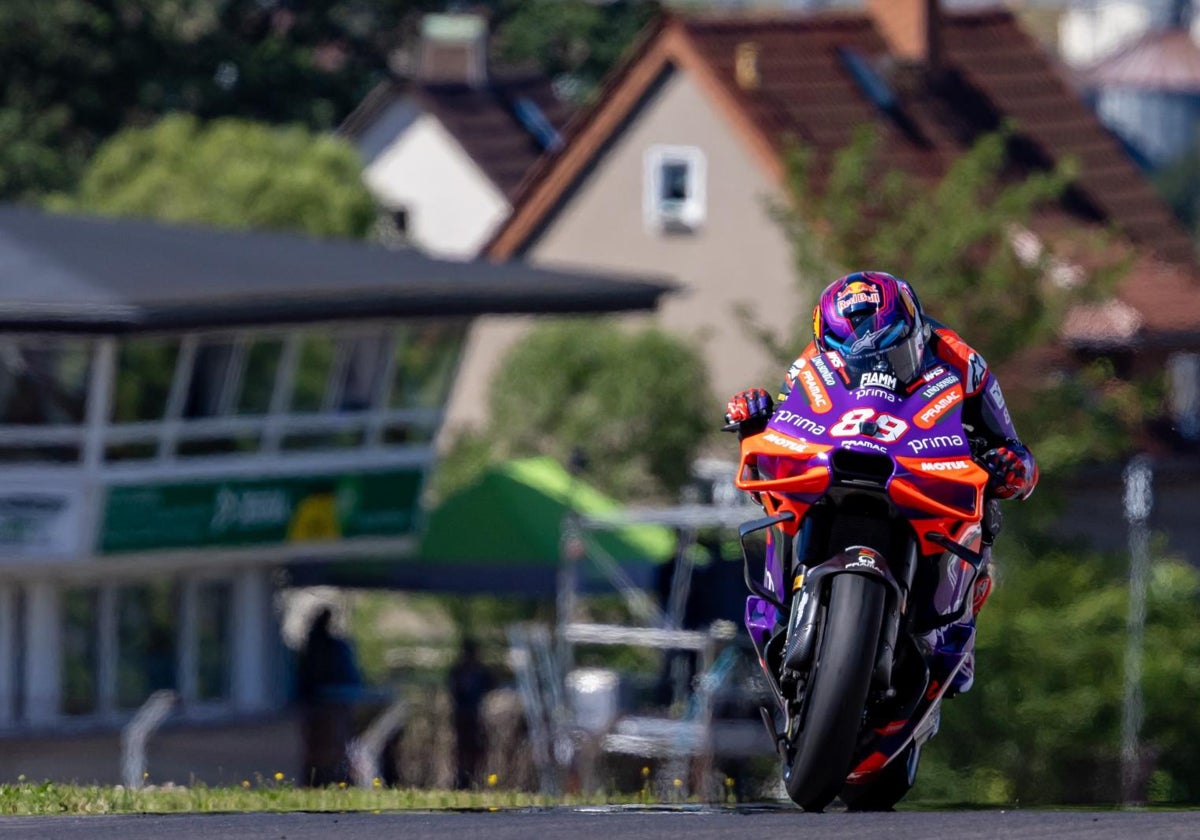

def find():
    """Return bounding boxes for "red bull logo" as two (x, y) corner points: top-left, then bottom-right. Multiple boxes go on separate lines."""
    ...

(836, 281), (881, 315)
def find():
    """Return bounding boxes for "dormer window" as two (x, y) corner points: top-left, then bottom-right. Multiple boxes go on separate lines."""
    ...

(644, 145), (706, 234)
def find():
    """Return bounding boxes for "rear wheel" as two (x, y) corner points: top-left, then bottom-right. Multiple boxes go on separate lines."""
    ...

(783, 573), (886, 812)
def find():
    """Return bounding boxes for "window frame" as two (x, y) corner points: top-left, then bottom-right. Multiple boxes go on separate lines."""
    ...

(643, 144), (707, 234)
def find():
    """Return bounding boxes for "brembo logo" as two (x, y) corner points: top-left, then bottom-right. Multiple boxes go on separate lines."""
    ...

(919, 460), (971, 472)
(774, 410), (827, 437)
(916, 387), (962, 429)
(907, 434), (965, 454)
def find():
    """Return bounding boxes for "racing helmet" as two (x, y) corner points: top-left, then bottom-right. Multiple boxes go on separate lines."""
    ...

(812, 271), (927, 384)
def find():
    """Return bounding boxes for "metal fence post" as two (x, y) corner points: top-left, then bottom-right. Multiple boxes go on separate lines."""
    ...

(120, 690), (178, 789)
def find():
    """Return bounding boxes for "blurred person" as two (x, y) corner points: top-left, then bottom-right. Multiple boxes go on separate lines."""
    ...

(297, 606), (364, 786)
(448, 638), (495, 789)
(723, 270), (1038, 696)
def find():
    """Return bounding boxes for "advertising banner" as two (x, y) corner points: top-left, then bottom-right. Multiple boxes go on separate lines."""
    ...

(0, 487), (84, 558)
(100, 468), (423, 554)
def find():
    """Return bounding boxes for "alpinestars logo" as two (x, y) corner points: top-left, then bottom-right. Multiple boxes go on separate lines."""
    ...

(966, 353), (988, 394)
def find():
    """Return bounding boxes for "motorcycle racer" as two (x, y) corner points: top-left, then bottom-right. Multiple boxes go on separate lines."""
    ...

(724, 270), (1038, 695)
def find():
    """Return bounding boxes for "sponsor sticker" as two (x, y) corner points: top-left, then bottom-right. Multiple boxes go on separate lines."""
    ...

(772, 411), (828, 438)
(810, 355), (837, 388)
(841, 439), (890, 454)
(906, 434), (966, 454)
(854, 387), (897, 403)
(966, 353), (988, 395)
(764, 432), (811, 453)
(921, 375), (957, 400)
(915, 386), (963, 429)
(922, 366), (947, 383)
(797, 366), (832, 414)
(918, 460), (972, 472)
(836, 281), (881, 315)
(859, 371), (898, 391)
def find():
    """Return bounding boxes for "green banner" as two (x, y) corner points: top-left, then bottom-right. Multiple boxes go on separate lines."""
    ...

(100, 469), (423, 554)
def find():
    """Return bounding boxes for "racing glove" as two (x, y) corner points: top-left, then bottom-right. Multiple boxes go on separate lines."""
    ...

(979, 444), (1036, 500)
(723, 388), (774, 434)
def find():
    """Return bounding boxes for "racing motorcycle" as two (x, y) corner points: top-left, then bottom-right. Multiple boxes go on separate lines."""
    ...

(732, 351), (995, 811)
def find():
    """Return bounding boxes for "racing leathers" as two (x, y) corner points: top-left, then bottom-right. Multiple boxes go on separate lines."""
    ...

(737, 318), (1037, 695)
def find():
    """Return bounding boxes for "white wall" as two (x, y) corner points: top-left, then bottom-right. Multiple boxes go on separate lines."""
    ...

(442, 69), (805, 437)
(362, 113), (511, 260)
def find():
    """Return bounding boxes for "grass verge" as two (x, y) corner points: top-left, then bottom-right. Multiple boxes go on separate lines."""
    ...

(0, 777), (672, 816)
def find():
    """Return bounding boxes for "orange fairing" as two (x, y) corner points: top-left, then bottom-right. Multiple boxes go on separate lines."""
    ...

(736, 430), (832, 532)
(893, 456), (989, 553)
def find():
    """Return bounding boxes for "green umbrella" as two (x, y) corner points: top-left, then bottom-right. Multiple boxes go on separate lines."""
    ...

(418, 456), (675, 569)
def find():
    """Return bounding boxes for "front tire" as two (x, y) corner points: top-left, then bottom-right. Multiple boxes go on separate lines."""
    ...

(840, 742), (920, 811)
(783, 573), (885, 811)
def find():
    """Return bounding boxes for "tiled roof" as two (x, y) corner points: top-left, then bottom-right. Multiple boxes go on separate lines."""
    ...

(490, 6), (1200, 349)
(1084, 27), (1200, 93)
(679, 9), (1196, 267)
(341, 71), (572, 200)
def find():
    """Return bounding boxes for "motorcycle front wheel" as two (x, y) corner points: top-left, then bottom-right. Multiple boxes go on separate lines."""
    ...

(783, 572), (885, 812)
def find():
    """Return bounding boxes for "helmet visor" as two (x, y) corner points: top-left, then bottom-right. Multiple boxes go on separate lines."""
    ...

(825, 313), (924, 385)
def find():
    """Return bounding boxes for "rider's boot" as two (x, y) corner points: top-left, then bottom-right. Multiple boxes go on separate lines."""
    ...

(930, 545), (993, 698)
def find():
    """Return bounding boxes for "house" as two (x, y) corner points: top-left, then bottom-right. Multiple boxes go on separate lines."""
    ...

(470, 1), (1200, 558)
(338, 13), (571, 259)
(1075, 1), (1200, 170)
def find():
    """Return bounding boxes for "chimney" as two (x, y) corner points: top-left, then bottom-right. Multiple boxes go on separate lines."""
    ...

(867, 0), (943, 70)
(735, 42), (761, 91)
(417, 13), (488, 87)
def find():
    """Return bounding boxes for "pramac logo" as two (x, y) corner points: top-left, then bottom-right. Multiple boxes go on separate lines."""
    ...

(794, 359), (832, 414)
(835, 281), (881, 315)
(915, 385), (963, 429)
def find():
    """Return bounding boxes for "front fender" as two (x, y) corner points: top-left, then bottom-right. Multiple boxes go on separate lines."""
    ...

(805, 545), (902, 600)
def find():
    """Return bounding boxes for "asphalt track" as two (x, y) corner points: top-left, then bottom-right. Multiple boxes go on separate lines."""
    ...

(0, 805), (1194, 840)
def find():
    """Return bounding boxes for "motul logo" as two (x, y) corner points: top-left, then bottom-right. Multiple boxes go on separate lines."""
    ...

(764, 432), (809, 453)
(919, 460), (971, 471)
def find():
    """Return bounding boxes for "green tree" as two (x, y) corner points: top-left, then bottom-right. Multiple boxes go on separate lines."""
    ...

(770, 125), (1199, 805)
(0, 0), (436, 200)
(492, 0), (661, 101)
(52, 113), (378, 238)
(775, 125), (1145, 475)
(443, 319), (713, 504)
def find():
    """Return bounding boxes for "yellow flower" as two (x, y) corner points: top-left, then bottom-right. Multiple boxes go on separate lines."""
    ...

(274, 772), (284, 782)
(338, 782), (347, 789)
(241, 780), (250, 789)
(487, 773), (498, 787)
(372, 777), (382, 789)
(641, 766), (650, 778)
(725, 777), (734, 788)
(673, 778), (682, 788)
